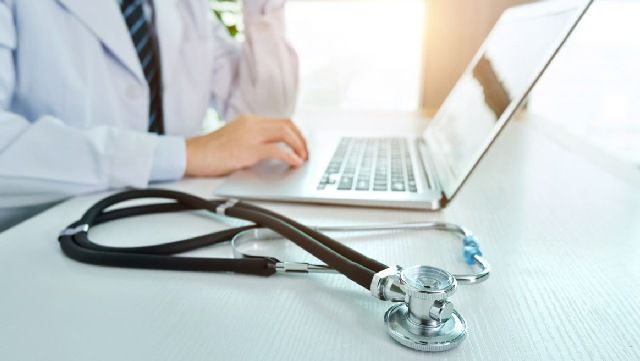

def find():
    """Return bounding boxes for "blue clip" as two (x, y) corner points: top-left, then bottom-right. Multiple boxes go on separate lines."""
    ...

(462, 235), (482, 265)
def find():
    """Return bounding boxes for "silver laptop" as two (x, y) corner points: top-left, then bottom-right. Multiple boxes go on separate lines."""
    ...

(216, 0), (593, 210)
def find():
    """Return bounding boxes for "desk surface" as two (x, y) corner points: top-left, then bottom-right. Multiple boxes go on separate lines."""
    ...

(1, 111), (639, 361)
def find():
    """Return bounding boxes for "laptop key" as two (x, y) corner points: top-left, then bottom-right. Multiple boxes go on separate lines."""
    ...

(355, 180), (370, 190)
(337, 176), (354, 190)
(408, 180), (417, 192)
(391, 181), (405, 192)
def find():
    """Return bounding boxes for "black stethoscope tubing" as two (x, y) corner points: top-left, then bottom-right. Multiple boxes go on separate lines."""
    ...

(59, 189), (389, 289)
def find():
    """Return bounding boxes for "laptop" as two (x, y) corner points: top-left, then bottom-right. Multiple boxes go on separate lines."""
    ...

(216, 0), (593, 210)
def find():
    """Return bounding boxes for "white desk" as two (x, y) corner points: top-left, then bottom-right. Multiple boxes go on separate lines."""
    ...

(1, 111), (639, 360)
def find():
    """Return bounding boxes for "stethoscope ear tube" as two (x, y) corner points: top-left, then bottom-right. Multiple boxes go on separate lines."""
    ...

(236, 202), (389, 274)
(58, 189), (390, 288)
(58, 193), (279, 276)
(59, 232), (278, 276)
(223, 206), (383, 288)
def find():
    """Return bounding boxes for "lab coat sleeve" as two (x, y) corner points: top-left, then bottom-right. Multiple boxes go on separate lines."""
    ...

(0, 2), (182, 207)
(208, 0), (299, 121)
(149, 136), (187, 182)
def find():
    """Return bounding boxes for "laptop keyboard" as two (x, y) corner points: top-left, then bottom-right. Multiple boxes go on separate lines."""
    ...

(317, 137), (418, 192)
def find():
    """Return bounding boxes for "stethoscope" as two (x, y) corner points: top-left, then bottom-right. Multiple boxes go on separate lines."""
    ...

(58, 189), (490, 352)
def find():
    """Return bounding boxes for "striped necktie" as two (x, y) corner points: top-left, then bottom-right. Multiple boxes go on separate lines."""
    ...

(120, 0), (164, 134)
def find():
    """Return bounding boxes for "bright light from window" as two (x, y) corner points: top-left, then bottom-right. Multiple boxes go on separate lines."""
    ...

(530, 0), (640, 167)
(286, 0), (425, 111)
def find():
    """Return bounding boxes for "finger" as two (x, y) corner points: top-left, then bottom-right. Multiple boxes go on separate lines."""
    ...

(260, 144), (304, 168)
(282, 125), (307, 160)
(259, 121), (307, 160)
(285, 119), (309, 160)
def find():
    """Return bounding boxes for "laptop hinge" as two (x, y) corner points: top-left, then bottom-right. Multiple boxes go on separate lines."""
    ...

(415, 138), (447, 207)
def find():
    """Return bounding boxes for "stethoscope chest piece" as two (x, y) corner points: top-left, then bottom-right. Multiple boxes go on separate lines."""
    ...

(384, 265), (467, 352)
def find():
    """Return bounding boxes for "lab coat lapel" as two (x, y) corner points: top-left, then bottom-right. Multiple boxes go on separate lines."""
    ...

(56, 0), (146, 84)
(153, 0), (183, 86)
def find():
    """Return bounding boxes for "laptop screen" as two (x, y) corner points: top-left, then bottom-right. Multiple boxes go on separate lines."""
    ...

(424, 0), (592, 200)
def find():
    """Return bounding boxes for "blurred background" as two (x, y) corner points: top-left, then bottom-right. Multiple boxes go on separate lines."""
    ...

(212, 0), (639, 169)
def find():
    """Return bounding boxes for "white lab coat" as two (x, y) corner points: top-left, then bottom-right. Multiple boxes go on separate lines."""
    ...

(0, 0), (298, 228)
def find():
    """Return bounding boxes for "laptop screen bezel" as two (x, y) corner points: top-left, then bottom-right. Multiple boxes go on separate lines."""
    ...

(423, 0), (593, 204)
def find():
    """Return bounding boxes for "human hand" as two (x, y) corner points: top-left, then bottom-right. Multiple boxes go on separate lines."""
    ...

(185, 114), (308, 177)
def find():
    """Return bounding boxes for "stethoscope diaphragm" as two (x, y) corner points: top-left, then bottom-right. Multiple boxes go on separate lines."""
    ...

(384, 265), (467, 351)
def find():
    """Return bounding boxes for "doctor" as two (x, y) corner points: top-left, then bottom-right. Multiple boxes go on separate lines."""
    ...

(0, 0), (306, 230)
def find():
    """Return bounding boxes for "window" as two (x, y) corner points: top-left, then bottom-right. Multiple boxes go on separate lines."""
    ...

(286, 0), (425, 111)
(529, 0), (640, 167)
